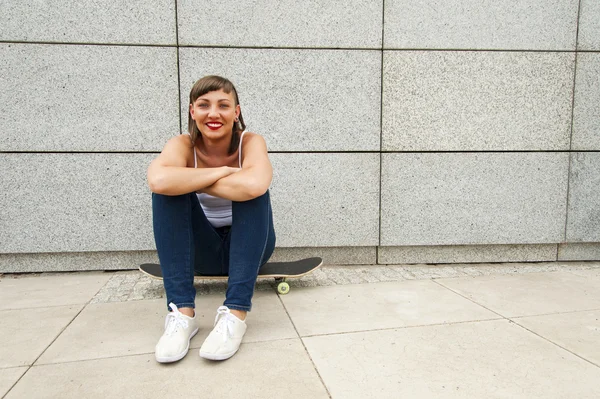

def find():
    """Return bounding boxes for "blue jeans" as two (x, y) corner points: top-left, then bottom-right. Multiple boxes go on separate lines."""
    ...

(152, 191), (276, 312)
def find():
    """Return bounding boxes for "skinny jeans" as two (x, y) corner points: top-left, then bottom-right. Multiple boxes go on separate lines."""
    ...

(152, 191), (276, 312)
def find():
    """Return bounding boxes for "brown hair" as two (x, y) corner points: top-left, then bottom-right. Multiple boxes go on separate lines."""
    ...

(187, 75), (246, 155)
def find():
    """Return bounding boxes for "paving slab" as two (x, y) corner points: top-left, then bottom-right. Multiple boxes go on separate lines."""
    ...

(0, 305), (82, 368)
(513, 310), (600, 366)
(280, 279), (499, 336)
(0, 367), (27, 398)
(38, 292), (296, 364)
(437, 271), (600, 317)
(0, 272), (111, 311)
(7, 340), (329, 399)
(303, 319), (600, 398)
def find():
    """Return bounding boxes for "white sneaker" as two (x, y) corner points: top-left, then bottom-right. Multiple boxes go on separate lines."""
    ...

(155, 303), (198, 363)
(199, 306), (247, 361)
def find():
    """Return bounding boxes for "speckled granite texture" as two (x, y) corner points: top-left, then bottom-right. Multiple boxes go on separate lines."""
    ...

(572, 53), (600, 150)
(384, 0), (578, 50)
(177, 0), (382, 48)
(1, 154), (155, 253)
(578, 0), (600, 50)
(382, 51), (574, 151)
(0, 0), (176, 44)
(566, 153), (600, 242)
(559, 243), (600, 261)
(270, 153), (380, 246)
(378, 244), (557, 264)
(0, 44), (179, 152)
(380, 153), (569, 246)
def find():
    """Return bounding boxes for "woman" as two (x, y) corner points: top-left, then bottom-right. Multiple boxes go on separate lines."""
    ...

(147, 75), (276, 363)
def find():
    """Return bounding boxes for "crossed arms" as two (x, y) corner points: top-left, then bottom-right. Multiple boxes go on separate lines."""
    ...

(147, 133), (272, 202)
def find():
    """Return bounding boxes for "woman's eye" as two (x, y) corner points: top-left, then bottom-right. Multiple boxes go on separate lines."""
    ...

(198, 103), (208, 108)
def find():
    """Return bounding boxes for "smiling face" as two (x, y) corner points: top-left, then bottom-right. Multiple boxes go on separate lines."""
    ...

(190, 89), (240, 140)
(187, 76), (246, 154)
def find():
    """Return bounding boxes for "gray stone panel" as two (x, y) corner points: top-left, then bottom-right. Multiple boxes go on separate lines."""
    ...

(559, 243), (600, 261)
(0, 1), (176, 45)
(384, 0), (578, 50)
(179, 48), (381, 151)
(0, 44), (179, 152)
(270, 153), (380, 247)
(578, 0), (600, 50)
(177, 0), (382, 48)
(380, 153), (569, 246)
(566, 153), (600, 242)
(378, 244), (557, 264)
(0, 154), (155, 253)
(271, 247), (376, 265)
(382, 51), (575, 151)
(572, 53), (600, 150)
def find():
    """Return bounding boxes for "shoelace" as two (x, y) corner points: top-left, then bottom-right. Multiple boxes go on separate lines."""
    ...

(164, 303), (189, 336)
(213, 306), (236, 342)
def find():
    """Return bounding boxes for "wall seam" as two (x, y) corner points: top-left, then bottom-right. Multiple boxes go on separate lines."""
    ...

(563, 0), (584, 254)
(174, 0), (182, 135)
(377, 0), (386, 264)
(2, 41), (598, 54)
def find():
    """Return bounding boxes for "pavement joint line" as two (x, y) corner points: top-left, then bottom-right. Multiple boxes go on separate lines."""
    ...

(21, 351), (158, 368)
(3, 302), (88, 399)
(431, 279), (514, 320)
(298, 317), (507, 340)
(509, 318), (600, 370)
(0, 303), (92, 312)
(24, 279), (110, 372)
(508, 307), (600, 319)
(277, 293), (333, 398)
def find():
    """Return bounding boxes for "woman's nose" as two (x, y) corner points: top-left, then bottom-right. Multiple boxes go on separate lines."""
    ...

(208, 106), (219, 117)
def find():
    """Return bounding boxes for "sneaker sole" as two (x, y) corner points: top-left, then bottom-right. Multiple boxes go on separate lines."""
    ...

(155, 327), (199, 363)
(199, 347), (239, 361)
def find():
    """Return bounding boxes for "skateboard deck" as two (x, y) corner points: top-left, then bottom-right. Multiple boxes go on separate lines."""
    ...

(139, 257), (322, 295)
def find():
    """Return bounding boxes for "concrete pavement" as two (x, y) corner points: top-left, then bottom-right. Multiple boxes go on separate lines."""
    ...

(2, 261), (600, 398)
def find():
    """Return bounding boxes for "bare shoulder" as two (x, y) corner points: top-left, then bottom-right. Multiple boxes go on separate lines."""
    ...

(240, 132), (270, 169)
(155, 134), (194, 167)
(166, 133), (193, 149)
(242, 132), (267, 149)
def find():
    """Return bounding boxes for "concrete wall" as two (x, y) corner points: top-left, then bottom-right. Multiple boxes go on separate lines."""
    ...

(1, 1), (599, 272)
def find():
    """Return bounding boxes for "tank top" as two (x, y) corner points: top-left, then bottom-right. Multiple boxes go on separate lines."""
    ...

(194, 131), (247, 228)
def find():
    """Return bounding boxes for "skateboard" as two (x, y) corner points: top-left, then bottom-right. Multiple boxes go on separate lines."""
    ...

(139, 257), (323, 295)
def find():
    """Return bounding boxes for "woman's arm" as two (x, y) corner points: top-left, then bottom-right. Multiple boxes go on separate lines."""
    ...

(147, 135), (239, 196)
(201, 133), (273, 202)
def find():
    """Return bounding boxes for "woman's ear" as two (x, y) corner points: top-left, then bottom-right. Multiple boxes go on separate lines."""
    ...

(189, 103), (195, 119)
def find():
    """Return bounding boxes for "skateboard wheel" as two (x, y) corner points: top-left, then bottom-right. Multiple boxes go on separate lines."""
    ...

(277, 282), (290, 295)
